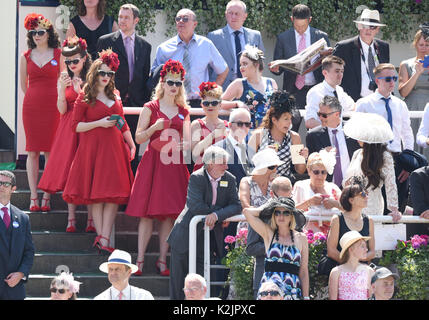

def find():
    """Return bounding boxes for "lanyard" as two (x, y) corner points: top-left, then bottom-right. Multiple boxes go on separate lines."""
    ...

(358, 39), (380, 79)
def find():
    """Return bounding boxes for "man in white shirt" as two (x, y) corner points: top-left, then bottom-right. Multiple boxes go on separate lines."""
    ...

(305, 55), (355, 129)
(94, 249), (154, 300)
(356, 63), (414, 212)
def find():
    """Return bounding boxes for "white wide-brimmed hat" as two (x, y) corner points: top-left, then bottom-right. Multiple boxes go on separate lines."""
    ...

(339, 230), (371, 259)
(354, 9), (386, 27)
(344, 112), (393, 144)
(251, 148), (284, 175)
(99, 249), (139, 274)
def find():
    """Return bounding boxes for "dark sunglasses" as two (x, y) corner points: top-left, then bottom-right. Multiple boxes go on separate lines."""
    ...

(273, 209), (293, 217)
(175, 16), (190, 23)
(202, 100), (220, 107)
(29, 30), (47, 37)
(232, 121), (252, 128)
(312, 169), (327, 175)
(267, 165), (277, 170)
(64, 58), (81, 66)
(0, 181), (12, 187)
(166, 80), (183, 87)
(50, 287), (66, 294)
(98, 70), (115, 77)
(377, 76), (398, 83)
(317, 111), (337, 118)
(362, 25), (378, 30)
(259, 290), (281, 297)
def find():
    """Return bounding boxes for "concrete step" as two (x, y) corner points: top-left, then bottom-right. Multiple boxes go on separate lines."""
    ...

(0, 149), (14, 163)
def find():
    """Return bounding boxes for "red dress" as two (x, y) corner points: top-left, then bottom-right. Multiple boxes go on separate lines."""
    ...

(192, 118), (228, 172)
(22, 48), (61, 151)
(38, 86), (79, 193)
(62, 91), (134, 205)
(125, 100), (190, 220)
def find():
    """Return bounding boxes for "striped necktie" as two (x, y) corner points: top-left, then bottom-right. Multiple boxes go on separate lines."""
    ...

(182, 44), (191, 94)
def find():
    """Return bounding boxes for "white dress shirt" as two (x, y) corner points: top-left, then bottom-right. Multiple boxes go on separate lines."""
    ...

(417, 103), (429, 148)
(294, 28), (316, 86)
(356, 91), (414, 153)
(327, 124), (351, 183)
(94, 285), (154, 300)
(304, 80), (355, 123)
(359, 38), (379, 98)
(227, 134), (246, 164)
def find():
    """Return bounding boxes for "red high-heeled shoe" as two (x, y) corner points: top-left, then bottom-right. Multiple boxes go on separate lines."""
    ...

(93, 235), (102, 248)
(66, 219), (76, 233)
(156, 259), (170, 277)
(85, 219), (96, 233)
(98, 236), (114, 254)
(29, 198), (41, 212)
(41, 197), (51, 212)
(133, 260), (144, 276)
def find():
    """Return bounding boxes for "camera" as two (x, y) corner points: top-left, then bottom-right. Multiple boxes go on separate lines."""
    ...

(368, 80), (378, 91)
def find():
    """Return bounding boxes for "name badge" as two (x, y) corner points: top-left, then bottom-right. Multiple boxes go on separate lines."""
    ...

(220, 181), (228, 188)
(12, 221), (19, 228)
(51, 59), (58, 66)
(178, 114), (185, 120)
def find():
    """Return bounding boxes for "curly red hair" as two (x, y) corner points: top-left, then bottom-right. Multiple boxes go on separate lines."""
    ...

(160, 59), (185, 81)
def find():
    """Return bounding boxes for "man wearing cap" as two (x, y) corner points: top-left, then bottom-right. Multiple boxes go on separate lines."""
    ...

(370, 267), (399, 300)
(333, 9), (390, 102)
(94, 249), (154, 300)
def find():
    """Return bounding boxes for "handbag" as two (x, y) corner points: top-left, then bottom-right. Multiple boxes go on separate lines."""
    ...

(317, 250), (338, 276)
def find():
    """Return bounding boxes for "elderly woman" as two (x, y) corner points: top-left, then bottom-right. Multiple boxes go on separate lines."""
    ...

(221, 45), (278, 127)
(257, 281), (284, 300)
(293, 150), (342, 234)
(243, 197), (309, 300)
(49, 272), (81, 300)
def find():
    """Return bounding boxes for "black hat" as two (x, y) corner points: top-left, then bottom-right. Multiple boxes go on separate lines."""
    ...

(259, 197), (307, 232)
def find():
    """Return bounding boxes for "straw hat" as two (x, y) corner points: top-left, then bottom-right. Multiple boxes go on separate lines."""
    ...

(99, 249), (139, 274)
(250, 148), (284, 175)
(339, 230), (371, 259)
(344, 112), (394, 144)
(353, 9), (386, 27)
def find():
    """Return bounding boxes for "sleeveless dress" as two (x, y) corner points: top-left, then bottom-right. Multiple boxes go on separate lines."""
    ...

(336, 213), (370, 253)
(338, 269), (370, 300)
(125, 100), (190, 221)
(71, 15), (113, 61)
(260, 231), (302, 300)
(239, 78), (274, 127)
(22, 48), (61, 152)
(192, 118), (228, 172)
(62, 91), (134, 204)
(38, 86), (79, 193)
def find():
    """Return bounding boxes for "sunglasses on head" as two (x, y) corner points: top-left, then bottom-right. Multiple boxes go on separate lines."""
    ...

(64, 58), (81, 66)
(232, 121), (252, 128)
(312, 169), (327, 175)
(166, 80), (183, 87)
(273, 209), (293, 217)
(0, 181), (12, 187)
(98, 70), (115, 77)
(29, 30), (47, 37)
(259, 290), (281, 297)
(50, 287), (66, 294)
(317, 111), (337, 118)
(202, 100), (220, 107)
(359, 190), (368, 198)
(376, 76), (398, 83)
(175, 16), (190, 23)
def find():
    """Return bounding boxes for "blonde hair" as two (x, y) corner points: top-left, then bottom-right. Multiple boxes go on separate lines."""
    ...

(201, 86), (223, 100)
(152, 80), (190, 109)
(269, 210), (296, 231)
(306, 152), (326, 170)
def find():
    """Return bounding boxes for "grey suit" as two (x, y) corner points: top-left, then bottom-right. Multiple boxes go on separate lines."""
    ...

(207, 25), (265, 90)
(167, 168), (242, 300)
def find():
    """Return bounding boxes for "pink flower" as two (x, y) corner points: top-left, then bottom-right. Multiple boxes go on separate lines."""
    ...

(237, 228), (248, 240)
(224, 235), (236, 244)
(308, 238), (314, 245)
(314, 232), (327, 242)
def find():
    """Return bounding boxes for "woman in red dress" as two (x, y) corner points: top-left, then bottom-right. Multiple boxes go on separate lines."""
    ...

(63, 49), (135, 254)
(19, 13), (61, 212)
(125, 60), (190, 276)
(191, 82), (228, 172)
(38, 36), (96, 233)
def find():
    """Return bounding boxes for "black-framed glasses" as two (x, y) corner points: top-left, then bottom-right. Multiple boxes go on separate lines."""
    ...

(317, 111), (337, 118)
(232, 121), (252, 128)
(64, 58), (81, 66)
(273, 209), (292, 217)
(175, 16), (190, 23)
(0, 181), (12, 187)
(50, 287), (66, 294)
(202, 100), (220, 107)
(98, 70), (115, 77)
(312, 169), (327, 175)
(376, 76), (398, 83)
(259, 290), (281, 297)
(29, 30), (47, 37)
(166, 80), (183, 87)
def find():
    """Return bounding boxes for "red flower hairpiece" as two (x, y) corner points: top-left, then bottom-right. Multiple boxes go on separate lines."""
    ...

(24, 13), (52, 30)
(98, 49), (120, 72)
(62, 36), (88, 52)
(160, 59), (185, 81)
(199, 81), (218, 97)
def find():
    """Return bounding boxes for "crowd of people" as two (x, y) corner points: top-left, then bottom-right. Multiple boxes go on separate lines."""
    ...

(1, 0), (429, 300)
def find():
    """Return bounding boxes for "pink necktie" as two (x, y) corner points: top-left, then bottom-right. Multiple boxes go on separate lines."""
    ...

(124, 36), (134, 83)
(295, 34), (306, 90)
(118, 291), (123, 300)
(2, 207), (10, 229)
(210, 179), (218, 205)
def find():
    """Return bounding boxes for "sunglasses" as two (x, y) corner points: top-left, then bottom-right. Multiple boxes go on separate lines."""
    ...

(98, 70), (115, 77)
(312, 169), (327, 175)
(317, 111), (337, 118)
(259, 290), (281, 297)
(166, 80), (183, 87)
(202, 100), (220, 107)
(232, 121), (252, 128)
(273, 209), (293, 217)
(50, 287), (67, 294)
(377, 76), (398, 83)
(267, 165), (277, 170)
(0, 181), (12, 187)
(175, 16), (190, 23)
(65, 58), (81, 66)
(29, 30), (47, 37)
(361, 25), (378, 30)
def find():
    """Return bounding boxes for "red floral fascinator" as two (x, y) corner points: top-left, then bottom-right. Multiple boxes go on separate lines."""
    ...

(62, 36), (87, 56)
(24, 13), (52, 30)
(98, 48), (120, 72)
(160, 59), (185, 81)
(199, 81), (222, 99)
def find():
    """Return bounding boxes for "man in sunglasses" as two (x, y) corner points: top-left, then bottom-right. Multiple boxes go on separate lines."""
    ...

(0, 171), (35, 300)
(356, 63), (414, 214)
(152, 9), (228, 108)
(333, 9), (390, 102)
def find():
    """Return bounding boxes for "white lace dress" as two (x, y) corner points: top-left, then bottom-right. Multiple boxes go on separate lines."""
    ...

(344, 149), (398, 215)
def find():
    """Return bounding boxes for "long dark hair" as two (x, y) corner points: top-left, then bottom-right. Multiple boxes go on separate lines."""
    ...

(361, 143), (387, 190)
(27, 27), (60, 49)
(77, 0), (106, 20)
(64, 51), (92, 81)
(83, 59), (116, 105)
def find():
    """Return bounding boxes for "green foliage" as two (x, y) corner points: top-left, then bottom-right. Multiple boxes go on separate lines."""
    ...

(306, 230), (329, 299)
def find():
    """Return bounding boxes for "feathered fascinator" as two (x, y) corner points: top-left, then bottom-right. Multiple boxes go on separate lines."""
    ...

(24, 13), (52, 30)
(199, 81), (222, 99)
(55, 272), (82, 294)
(160, 59), (186, 81)
(62, 36), (87, 55)
(98, 48), (120, 72)
(243, 44), (265, 61)
(269, 90), (296, 112)
(307, 149), (337, 175)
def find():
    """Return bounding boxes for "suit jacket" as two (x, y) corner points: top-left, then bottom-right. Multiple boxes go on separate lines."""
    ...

(207, 26), (264, 90)
(306, 125), (360, 182)
(333, 35), (390, 102)
(0, 205), (35, 300)
(410, 166), (429, 216)
(97, 31), (152, 107)
(167, 168), (242, 258)
(272, 26), (330, 93)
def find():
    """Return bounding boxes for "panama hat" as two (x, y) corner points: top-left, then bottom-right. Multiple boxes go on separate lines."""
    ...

(353, 9), (386, 27)
(259, 197), (307, 232)
(344, 112), (394, 144)
(99, 249), (139, 274)
(251, 148), (284, 175)
(339, 230), (371, 260)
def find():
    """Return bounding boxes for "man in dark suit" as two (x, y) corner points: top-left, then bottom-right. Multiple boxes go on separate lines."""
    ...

(97, 4), (152, 172)
(167, 146), (241, 300)
(408, 166), (429, 237)
(333, 9), (389, 102)
(306, 96), (360, 188)
(269, 4), (330, 132)
(0, 171), (34, 300)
